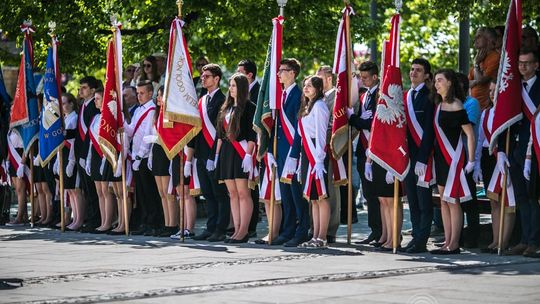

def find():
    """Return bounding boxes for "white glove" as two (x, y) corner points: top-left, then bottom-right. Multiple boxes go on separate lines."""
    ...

(85, 160), (92, 176)
(184, 160), (192, 177)
(132, 159), (141, 171)
(346, 107), (354, 119)
(284, 158), (298, 175)
(473, 163), (482, 184)
(464, 161), (475, 174)
(242, 154), (253, 173)
(207, 154), (218, 171)
(414, 162), (427, 177)
(66, 160), (75, 177)
(114, 159), (122, 178)
(497, 152), (510, 175)
(524, 158), (532, 181)
(147, 155), (153, 171)
(79, 158), (86, 169)
(312, 161), (326, 180)
(385, 171), (394, 184)
(360, 110), (372, 120)
(143, 135), (158, 144)
(99, 158), (106, 175)
(267, 153), (277, 169)
(364, 162), (373, 182)
(33, 156), (40, 166)
(16, 165), (24, 178)
(53, 158), (59, 175)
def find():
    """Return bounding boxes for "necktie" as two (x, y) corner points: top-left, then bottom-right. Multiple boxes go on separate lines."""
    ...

(523, 82), (528, 92)
(282, 90), (287, 108)
(412, 90), (417, 102)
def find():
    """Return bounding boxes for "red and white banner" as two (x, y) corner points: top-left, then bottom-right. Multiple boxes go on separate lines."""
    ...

(269, 16), (284, 111)
(98, 22), (123, 171)
(368, 14), (410, 181)
(158, 18), (201, 159)
(259, 155), (281, 203)
(489, 0), (523, 152)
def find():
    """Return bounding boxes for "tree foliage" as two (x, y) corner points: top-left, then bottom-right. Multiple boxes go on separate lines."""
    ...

(0, 0), (538, 80)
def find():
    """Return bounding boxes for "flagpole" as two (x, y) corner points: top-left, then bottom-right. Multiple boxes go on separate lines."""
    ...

(179, 153), (185, 242)
(29, 150), (35, 227)
(343, 0), (353, 245)
(498, 131), (510, 255)
(48, 23), (65, 232)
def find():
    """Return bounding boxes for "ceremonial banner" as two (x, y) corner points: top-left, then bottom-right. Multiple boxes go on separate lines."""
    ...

(10, 23), (39, 156)
(489, 0), (523, 151)
(253, 16), (284, 160)
(39, 37), (64, 166)
(330, 5), (354, 160)
(368, 14), (410, 180)
(157, 17), (201, 159)
(98, 23), (123, 171)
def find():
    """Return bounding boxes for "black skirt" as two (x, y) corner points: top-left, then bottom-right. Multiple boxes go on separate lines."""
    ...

(480, 147), (496, 189)
(61, 146), (78, 189)
(151, 144), (171, 176)
(33, 162), (47, 183)
(90, 147), (119, 182)
(371, 162), (403, 198)
(217, 139), (249, 180)
(300, 144), (330, 201)
(171, 154), (190, 187)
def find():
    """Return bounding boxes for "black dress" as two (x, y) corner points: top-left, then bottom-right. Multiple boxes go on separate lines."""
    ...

(371, 162), (403, 198)
(151, 144), (171, 177)
(434, 109), (470, 187)
(89, 146), (118, 182)
(217, 103), (256, 181)
(61, 145), (78, 189)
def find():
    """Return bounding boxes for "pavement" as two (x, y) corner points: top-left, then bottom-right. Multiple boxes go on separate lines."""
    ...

(1, 206), (540, 304)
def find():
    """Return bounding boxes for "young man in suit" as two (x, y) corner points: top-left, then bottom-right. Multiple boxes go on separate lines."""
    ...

(268, 58), (310, 246)
(237, 59), (260, 238)
(347, 61), (382, 245)
(188, 63), (230, 242)
(402, 58), (435, 253)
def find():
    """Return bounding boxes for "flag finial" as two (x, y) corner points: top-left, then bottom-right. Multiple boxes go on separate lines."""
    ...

(394, 0), (402, 11)
(176, 0), (183, 18)
(47, 21), (56, 38)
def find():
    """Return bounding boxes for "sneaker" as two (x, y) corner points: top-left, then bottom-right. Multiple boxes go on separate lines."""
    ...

(305, 238), (327, 249)
(183, 229), (195, 238)
(298, 238), (317, 248)
(170, 231), (182, 240)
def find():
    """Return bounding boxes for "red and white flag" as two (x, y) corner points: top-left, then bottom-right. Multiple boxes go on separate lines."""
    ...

(368, 14), (410, 180)
(98, 22), (123, 171)
(330, 5), (354, 185)
(157, 18), (201, 159)
(489, 0), (523, 151)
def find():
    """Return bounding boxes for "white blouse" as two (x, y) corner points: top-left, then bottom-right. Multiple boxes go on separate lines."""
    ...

(299, 99), (329, 163)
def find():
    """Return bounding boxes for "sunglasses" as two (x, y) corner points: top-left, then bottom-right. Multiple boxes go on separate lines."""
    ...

(144, 64), (152, 68)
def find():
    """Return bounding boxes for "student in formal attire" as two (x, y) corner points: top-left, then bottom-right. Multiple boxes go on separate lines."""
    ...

(316, 66), (341, 244)
(401, 58), (435, 253)
(70, 76), (100, 232)
(193, 56), (209, 98)
(60, 93), (84, 231)
(187, 64), (230, 242)
(215, 73), (257, 243)
(171, 146), (197, 239)
(505, 50), (540, 257)
(237, 59), (260, 238)
(85, 89), (120, 233)
(430, 69), (476, 255)
(267, 58), (310, 247)
(474, 80), (515, 253)
(348, 61), (382, 245)
(5, 129), (27, 226)
(285, 75), (330, 248)
(126, 81), (162, 236)
(145, 86), (179, 237)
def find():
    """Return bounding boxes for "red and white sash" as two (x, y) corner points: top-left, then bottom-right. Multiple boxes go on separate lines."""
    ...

(481, 108), (516, 207)
(358, 92), (371, 151)
(223, 110), (259, 185)
(78, 102), (88, 141)
(189, 157), (201, 196)
(522, 87), (536, 122)
(133, 106), (155, 136)
(298, 118), (327, 200)
(259, 154), (281, 203)
(198, 96), (217, 148)
(403, 89), (435, 187)
(331, 154), (347, 185)
(433, 105), (471, 203)
(88, 115), (104, 158)
(7, 132), (30, 178)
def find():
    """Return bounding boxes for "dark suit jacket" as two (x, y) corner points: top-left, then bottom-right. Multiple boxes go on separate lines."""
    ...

(189, 90), (226, 160)
(249, 81), (261, 106)
(348, 87), (378, 159)
(406, 85), (435, 164)
(270, 84), (302, 163)
(67, 98), (98, 160)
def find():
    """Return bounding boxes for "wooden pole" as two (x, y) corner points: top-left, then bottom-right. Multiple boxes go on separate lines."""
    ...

(392, 177), (399, 253)
(179, 153), (185, 243)
(58, 152), (65, 232)
(268, 112), (279, 245)
(344, 3), (353, 245)
(29, 150), (34, 227)
(120, 130), (129, 236)
(498, 131), (510, 255)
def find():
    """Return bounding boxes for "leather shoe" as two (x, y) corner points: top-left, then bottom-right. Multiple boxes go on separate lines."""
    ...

(130, 225), (147, 236)
(523, 245), (539, 257)
(504, 243), (528, 256)
(207, 232), (226, 242)
(228, 235), (249, 244)
(192, 230), (213, 241)
(406, 244), (428, 254)
(270, 236), (289, 246)
(355, 236), (376, 245)
(327, 235), (336, 244)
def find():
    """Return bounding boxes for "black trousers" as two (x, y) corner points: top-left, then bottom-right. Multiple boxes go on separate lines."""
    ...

(79, 162), (100, 227)
(404, 167), (433, 246)
(197, 158), (230, 233)
(357, 157), (381, 239)
(133, 158), (163, 228)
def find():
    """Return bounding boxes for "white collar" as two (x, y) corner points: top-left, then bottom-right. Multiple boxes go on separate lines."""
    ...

(410, 82), (425, 92)
(205, 88), (220, 100)
(524, 75), (537, 91)
(249, 79), (259, 91)
(284, 83), (297, 96)
(325, 87), (337, 97)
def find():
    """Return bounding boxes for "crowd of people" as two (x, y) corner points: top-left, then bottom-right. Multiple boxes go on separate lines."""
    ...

(1, 25), (540, 256)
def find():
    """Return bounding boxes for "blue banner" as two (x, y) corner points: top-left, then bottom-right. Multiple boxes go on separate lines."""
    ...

(38, 45), (64, 166)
